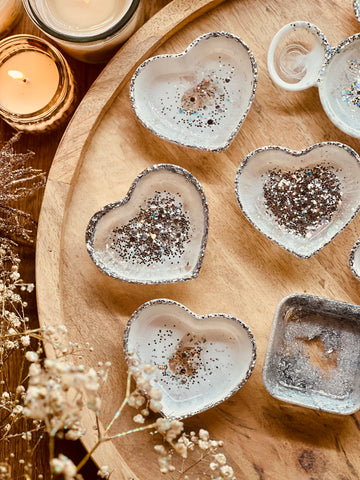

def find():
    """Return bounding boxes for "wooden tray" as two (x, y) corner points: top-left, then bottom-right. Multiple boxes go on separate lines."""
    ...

(36, 0), (360, 478)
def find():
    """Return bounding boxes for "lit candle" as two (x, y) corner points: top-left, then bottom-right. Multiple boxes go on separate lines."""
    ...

(0, 0), (23, 37)
(22, 0), (144, 63)
(0, 35), (75, 132)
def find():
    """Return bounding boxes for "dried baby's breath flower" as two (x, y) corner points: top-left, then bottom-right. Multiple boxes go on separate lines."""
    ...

(0, 134), (46, 244)
(50, 454), (77, 479)
(133, 414), (145, 424)
(24, 355), (102, 441)
(97, 465), (110, 478)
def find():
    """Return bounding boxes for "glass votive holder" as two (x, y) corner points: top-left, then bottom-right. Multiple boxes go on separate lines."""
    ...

(22, 0), (144, 63)
(0, 34), (75, 133)
(0, 0), (23, 38)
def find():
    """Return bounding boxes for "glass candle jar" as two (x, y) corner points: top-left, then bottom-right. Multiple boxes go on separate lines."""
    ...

(22, 0), (144, 63)
(0, 35), (75, 133)
(0, 0), (23, 38)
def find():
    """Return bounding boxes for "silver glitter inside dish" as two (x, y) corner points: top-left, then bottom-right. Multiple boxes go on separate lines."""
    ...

(263, 294), (360, 414)
(123, 299), (256, 419)
(262, 164), (342, 238)
(86, 164), (208, 284)
(130, 31), (257, 152)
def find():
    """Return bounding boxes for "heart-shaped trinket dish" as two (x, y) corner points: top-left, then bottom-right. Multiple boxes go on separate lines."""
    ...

(268, 21), (360, 138)
(263, 294), (360, 414)
(123, 299), (256, 420)
(86, 164), (208, 284)
(235, 142), (360, 258)
(130, 31), (257, 152)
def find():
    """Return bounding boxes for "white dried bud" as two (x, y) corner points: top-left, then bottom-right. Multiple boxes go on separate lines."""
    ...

(214, 453), (227, 465)
(198, 440), (209, 450)
(20, 335), (30, 347)
(199, 429), (209, 441)
(133, 414), (145, 424)
(220, 465), (234, 478)
(25, 351), (38, 363)
(174, 442), (187, 458)
(149, 399), (162, 413)
(97, 466), (110, 479)
(154, 445), (167, 456)
(149, 388), (162, 401)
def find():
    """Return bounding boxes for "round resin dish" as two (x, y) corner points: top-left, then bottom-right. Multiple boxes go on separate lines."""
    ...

(263, 294), (360, 414)
(123, 299), (256, 420)
(235, 142), (360, 259)
(130, 31), (257, 152)
(268, 21), (360, 138)
(86, 164), (208, 284)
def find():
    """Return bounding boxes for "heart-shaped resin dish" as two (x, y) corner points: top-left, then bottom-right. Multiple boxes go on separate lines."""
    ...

(130, 31), (257, 152)
(263, 294), (360, 414)
(86, 164), (208, 284)
(123, 299), (256, 420)
(235, 142), (360, 258)
(268, 21), (360, 138)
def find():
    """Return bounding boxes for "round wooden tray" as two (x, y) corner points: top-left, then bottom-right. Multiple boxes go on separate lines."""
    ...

(36, 0), (360, 478)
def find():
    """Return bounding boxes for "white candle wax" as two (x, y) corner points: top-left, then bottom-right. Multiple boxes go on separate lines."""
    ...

(41, 0), (132, 35)
(0, 0), (23, 37)
(22, 0), (144, 63)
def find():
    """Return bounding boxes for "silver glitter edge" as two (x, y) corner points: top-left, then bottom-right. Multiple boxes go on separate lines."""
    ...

(318, 32), (360, 80)
(234, 142), (360, 259)
(85, 163), (209, 284)
(354, 0), (360, 23)
(349, 237), (360, 281)
(263, 293), (360, 414)
(122, 298), (257, 420)
(129, 31), (258, 153)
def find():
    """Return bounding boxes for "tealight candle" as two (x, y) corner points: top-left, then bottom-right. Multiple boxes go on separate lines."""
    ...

(22, 0), (144, 63)
(0, 35), (75, 132)
(0, 0), (23, 38)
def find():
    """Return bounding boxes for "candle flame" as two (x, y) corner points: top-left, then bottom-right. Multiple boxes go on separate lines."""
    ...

(8, 70), (25, 81)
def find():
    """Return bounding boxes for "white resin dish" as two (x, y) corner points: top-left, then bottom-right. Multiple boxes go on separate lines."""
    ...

(130, 31), (257, 152)
(268, 21), (360, 138)
(263, 294), (360, 414)
(123, 299), (256, 420)
(349, 237), (360, 280)
(86, 164), (208, 284)
(235, 142), (360, 259)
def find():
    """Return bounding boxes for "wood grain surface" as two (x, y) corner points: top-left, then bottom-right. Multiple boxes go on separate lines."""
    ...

(34, 0), (360, 479)
(0, 1), (170, 478)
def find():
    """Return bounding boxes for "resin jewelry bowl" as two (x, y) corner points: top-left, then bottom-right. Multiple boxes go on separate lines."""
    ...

(130, 31), (257, 152)
(235, 142), (360, 258)
(85, 164), (208, 284)
(123, 299), (256, 420)
(268, 21), (360, 138)
(263, 294), (360, 414)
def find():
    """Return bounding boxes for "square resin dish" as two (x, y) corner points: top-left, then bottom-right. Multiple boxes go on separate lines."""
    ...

(263, 294), (360, 414)
(86, 164), (208, 284)
(124, 299), (256, 420)
(130, 31), (257, 152)
(235, 142), (360, 258)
